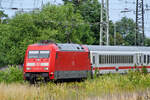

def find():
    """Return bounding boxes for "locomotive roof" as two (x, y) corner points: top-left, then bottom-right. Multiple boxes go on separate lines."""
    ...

(86, 45), (150, 52)
(57, 43), (85, 51)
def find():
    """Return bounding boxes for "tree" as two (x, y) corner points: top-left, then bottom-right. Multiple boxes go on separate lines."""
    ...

(116, 17), (136, 38)
(63, 0), (86, 5)
(145, 38), (150, 46)
(73, 0), (101, 44)
(115, 17), (136, 45)
(0, 11), (8, 24)
(0, 24), (12, 66)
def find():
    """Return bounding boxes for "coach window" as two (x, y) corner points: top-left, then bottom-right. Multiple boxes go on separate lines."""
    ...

(128, 56), (131, 63)
(144, 55), (146, 64)
(113, 55), (115, 64)
(120, 56), (122, 63)
(129, 56), (131, 63)
(128, 56), (130, 63)
(123, 56), (125, 63)
(104, 55), (106, 64)
(112, 55), (115, 64)
(116, 55), (118, 64)
(111, 55), (113, 64)
(131, 56), (134, 63)
(102, 55), (105, 64)
(105, 55), (107, 64)
(107, 55), (109, 64)
(106, 55), (108, 64)
(127, 56), (130, 63)
(103, 55), (105, 64)
(124, 56), (127, 64)
(119, 56), (121, 63)
(93, 56), (95, 64)
(99, 55), (101, 64)
(114, 55), (117, 64)
(116, 55), (118, 63)
(111, 55), (117, 64)
(148, 55), (150, 64)
(124, 56), (127, 63)
(109, 55), (111, 64)
(131, 56), (133, 63)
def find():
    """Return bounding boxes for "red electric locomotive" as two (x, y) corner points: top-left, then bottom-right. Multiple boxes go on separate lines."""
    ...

(23, 41), (91, 83)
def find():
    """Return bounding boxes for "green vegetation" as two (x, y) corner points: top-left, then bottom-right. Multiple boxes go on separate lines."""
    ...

(0, 66), (23, 83)
(0, 67), (150, 100)
(0, 0), (150, 66)
(0, 1), (149, 99)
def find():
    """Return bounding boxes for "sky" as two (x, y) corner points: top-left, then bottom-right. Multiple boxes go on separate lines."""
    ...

(0, 0), (150, 37)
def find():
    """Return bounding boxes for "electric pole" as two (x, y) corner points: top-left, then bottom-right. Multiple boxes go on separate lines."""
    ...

(100, 0), (109, 45)
(135, 0), (144, 46)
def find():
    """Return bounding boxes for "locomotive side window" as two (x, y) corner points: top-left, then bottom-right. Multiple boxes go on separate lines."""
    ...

(28, 50), (50, 58)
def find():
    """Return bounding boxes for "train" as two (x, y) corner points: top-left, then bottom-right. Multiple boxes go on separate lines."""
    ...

(23, 40), (150, 83)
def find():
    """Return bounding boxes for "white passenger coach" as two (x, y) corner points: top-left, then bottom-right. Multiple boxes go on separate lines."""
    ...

(87, 45), (150, 74)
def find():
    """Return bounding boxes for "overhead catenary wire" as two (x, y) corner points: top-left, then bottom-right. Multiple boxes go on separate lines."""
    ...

(0, 0), (149, 38)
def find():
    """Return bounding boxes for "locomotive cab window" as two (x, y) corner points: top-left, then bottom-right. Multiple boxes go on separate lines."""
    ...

(28, 51), (39, 58)
(39, 51), (50, 58)
(28, 50), (50, 58)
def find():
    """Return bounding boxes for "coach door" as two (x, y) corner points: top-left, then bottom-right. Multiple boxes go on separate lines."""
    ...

(136, 53), (143, 66)
(91, 53), (98, 67)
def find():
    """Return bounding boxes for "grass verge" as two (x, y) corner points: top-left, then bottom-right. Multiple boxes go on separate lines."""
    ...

(1, 66), (150, 100)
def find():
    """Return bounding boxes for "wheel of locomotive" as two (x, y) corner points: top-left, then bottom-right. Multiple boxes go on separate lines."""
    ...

(44, 77), (49, 83)
(29, 78), (36, 84)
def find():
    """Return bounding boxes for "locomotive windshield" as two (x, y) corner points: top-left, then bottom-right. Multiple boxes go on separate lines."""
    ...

(28, 50), (50, 58)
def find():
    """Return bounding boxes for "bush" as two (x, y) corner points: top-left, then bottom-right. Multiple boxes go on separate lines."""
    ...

(142, 66), (148, 74)
(0, 66), (23, 83)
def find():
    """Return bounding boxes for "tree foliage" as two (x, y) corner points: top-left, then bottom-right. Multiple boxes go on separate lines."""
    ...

(0, 4), (94, 65)
(0, 2), (149, 66)
(0, 10), (8, 24)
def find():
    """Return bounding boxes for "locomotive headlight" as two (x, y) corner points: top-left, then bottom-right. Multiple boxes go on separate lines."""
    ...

(44, 67), (49, 70)
(40, 63), (49, 66)
(27, 63), (35, 66)
(26, 67), (31, 70)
